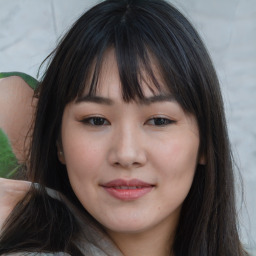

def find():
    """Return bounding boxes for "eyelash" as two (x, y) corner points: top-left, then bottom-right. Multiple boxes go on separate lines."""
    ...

(81, 117), (110, 126)
(146, 117), (175, 126)
(80, 116), (175, 127)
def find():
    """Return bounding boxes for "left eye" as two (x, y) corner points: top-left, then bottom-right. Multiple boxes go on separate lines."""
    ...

(146, 117), (174, 126)
(81, 117), (110, 126)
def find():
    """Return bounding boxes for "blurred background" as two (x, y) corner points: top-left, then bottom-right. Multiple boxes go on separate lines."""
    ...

(0, 0), (255, 252)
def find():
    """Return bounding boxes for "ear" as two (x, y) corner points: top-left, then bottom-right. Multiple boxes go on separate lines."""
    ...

(56, 141), (66, 164)
(198, 153), (206, 165)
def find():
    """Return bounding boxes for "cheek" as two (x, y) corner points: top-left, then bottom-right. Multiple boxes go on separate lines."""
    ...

(62, 134), (104, 179)
(157, 137), (198, 166)
(153, 137), (199, 212)
(153, 135), (199, 187)
(62, 136), (104, 206)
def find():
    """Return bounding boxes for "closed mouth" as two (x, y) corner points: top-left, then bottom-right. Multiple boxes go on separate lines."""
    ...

(101, 179), (154, 200)
(110, 186), (151, 189)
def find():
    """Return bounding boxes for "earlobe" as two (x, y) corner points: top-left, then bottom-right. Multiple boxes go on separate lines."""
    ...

(56, 142), (66, 164)
(198, 154), (206, 165)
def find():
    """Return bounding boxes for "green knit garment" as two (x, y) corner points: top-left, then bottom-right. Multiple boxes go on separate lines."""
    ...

(0, 71), (38, 90)
(0, 72), (38, 177)
(0, 129), (19, 178)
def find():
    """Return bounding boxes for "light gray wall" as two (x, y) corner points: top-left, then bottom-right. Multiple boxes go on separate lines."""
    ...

(0, 0), (255, 250)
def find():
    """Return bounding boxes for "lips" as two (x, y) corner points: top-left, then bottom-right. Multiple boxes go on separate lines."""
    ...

(101, 179), (154, 201)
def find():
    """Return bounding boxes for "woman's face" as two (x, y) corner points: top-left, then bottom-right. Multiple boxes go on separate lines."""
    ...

(59, 49), (203, 240)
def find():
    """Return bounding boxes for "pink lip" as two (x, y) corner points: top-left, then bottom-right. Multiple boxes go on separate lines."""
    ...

(101, 179), (154, 201)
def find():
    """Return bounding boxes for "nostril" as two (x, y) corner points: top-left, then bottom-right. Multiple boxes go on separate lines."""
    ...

(133, 162), (141, 167)
(113, 161), (142, 169)
(108, 139), (147, 168)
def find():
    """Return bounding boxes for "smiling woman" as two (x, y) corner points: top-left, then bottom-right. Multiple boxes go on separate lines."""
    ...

(0, 0), (248, 255)
(58, 49), (202, 245)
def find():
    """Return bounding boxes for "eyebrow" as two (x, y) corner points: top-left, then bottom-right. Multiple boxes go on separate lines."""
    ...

(75, 94), (176, 105)
(140, 94), (176, 105)
(76, 95), (113, 105)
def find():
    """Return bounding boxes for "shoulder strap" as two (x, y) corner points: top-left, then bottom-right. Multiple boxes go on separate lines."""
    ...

(0, 72), (39, 90)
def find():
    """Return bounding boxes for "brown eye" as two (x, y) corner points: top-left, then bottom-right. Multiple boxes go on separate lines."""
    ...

(146, 118), (174, 126)
(82, 117), (110, 126)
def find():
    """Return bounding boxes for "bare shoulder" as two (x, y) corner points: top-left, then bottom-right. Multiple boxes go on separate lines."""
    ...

(0, 76), (36, 116)
(0, 76), (37, 163)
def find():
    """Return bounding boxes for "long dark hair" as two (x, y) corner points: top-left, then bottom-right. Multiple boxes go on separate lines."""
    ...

(0, 0), (247, 255)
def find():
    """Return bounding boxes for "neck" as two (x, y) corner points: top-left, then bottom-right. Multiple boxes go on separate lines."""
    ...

(111, 233), (174, 256)
(106, 218), (178, 256)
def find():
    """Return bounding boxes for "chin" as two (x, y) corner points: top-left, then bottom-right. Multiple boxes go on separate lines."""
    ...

(102, 218), (156, 234)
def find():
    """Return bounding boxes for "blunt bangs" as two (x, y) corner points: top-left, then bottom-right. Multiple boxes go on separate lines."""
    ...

(56, 0), (211, 115)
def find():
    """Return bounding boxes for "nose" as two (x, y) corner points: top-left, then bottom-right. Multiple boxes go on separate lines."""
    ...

(108, 125), (147, 169)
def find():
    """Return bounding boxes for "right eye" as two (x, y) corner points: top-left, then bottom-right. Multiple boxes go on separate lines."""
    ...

(81, 117), (110, 126)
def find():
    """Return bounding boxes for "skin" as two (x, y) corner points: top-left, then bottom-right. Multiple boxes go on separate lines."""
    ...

(0, 76), (36, 163)
(58, 49), (204, 256)
(0, 178), (31, 229)
(0, 77), (35, 230)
